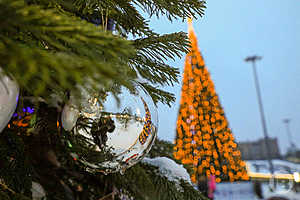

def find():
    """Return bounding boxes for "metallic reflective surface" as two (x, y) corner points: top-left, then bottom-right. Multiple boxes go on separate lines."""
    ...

(66, 88), (158, 174)
(0, 69), (19, 132)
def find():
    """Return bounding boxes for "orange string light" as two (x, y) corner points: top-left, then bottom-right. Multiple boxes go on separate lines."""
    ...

(173, 19), (249, 183)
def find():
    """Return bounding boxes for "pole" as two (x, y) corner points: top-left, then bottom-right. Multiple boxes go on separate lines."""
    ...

(283, 119), (295, 148)
(245, 55), (274, 174)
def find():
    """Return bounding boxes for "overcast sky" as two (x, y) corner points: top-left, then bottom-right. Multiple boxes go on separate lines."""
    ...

(149, 0), (300, 154)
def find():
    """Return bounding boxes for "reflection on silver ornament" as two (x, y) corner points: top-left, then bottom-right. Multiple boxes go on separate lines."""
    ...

(0, 68), (19, 132)
(66, 88), (158, 174)
(61, 102), (79, 131)
(32, 181), (46, 200)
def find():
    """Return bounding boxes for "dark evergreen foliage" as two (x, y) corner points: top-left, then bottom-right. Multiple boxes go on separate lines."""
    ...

(0, 0), (207, 199)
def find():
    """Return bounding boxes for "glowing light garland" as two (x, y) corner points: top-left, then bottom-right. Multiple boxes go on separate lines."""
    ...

(173, 20), (248, 183)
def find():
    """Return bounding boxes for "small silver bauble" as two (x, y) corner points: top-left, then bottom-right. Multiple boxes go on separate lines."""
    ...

(61, 102), (79, 131)
(0, 68), (19, 132)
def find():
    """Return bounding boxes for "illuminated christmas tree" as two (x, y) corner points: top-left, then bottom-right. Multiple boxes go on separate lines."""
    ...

(173, 19), (249, 183)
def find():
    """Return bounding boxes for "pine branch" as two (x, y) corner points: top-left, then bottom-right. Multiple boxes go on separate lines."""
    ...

(133, 32), (190, 62)
(133, 0), (206, 20)
(69, 0), (206, 22)
(56, 0), (152, 37)
(110, 2), (154, 37)
(136, 82), (175, 106)
(0, 181), (16, 195)
(131, 32), (189, 87)
(149, 139), (176, 160)
(111, 162), (207, 200)
(0, 38), (136, 98)
(69, 0), (206, 36)
(0, 0), (137, 99)
(0, 0), (208, 199)
(86, 0), (154, 37)
(131, 56), (179, 86)
(1, 0), (132, 56)
(1, 0), (203, 105)
(0, 129), (32, 198)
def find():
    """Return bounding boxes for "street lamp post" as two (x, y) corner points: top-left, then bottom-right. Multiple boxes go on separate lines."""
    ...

(245, 55), (274, 174)
(283, 119), (295, 148)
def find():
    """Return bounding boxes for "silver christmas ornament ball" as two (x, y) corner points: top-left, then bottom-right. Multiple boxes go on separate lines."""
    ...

(0, 68), (19, 132)
(64, 88), (158, 174)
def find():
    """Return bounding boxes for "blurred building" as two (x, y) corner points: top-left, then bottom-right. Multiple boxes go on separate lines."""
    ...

(238, 138), (281, 160)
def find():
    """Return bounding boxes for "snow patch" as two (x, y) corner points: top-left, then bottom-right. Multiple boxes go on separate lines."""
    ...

(142, 157), (191, 184)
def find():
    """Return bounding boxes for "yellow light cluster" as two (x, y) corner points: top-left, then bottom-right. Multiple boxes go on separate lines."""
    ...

(174, 23), (249, 183)
(249, 172), (300, 182)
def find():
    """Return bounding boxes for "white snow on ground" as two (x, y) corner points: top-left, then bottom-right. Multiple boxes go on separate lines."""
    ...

(214, 182), (256, 200)
(142, 157), (191, 184)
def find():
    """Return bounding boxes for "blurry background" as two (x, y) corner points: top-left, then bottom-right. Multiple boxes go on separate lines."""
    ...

(150, 0), (300, 155)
